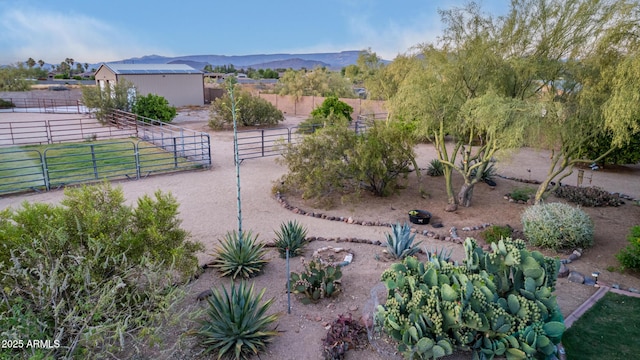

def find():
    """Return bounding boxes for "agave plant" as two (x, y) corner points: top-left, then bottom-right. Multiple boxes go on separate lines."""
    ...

(385, 222), (422, 259)
(273, 220), (309, 258)
(210, 230), (268, 279)
(426, 158), (445, 177)
(198, 281), (280, 360)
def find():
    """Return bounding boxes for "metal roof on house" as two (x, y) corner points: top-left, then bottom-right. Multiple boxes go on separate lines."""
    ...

(102, 63), (203, 75)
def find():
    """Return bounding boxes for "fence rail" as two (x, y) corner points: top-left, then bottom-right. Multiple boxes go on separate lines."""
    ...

(0, 139), (209, 195)
(236, 117), (376, 162)
(0, 108), (211, 195)
(0, 97), (86, 114)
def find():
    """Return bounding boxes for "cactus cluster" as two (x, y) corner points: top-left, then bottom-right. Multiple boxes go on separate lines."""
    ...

(290, 258), (342, 304)
(376, 238), (564, 360)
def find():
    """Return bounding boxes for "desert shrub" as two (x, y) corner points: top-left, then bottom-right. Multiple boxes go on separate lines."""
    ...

(469, 159), (497, 183)
(480, 225), (513, 244)
(210, 230), (268, 279)
(385, 222), (422, 259)
(521, 202), (594, 251)
(509, 186), (535, 202)
(376, 238), (564, 360)
(273, 220), (308, 258)
(197, 281), (279, 360)
(81, 79), (136, 122)
(322, 314), (368, 360)
(553, 185), (624, 207)
(278, 119), (416, 205)
(0, 182), (202, 358)
(297, 111), (345, 134)
(427, 158), (444, 177)
(616, 226), (640, 271)
(209, 88), (284, 128)
(310, 96), (354, 122)
(290, 258), (342, 304)
(132, 93), (177, 123)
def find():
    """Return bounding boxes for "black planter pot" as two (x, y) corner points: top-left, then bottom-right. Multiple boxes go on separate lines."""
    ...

(408, 210), (431, 225)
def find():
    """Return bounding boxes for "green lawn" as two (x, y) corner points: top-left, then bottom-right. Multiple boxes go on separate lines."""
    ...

(562, 291), (640, 360)
(0, 140), (190, 193)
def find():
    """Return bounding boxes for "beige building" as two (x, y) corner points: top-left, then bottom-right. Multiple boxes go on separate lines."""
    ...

(94, 63), (204, 106)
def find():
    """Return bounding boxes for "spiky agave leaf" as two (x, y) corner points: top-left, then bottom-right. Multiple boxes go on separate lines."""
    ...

(385, 222), (421, 259)
(273, 220), (308, 258)
(198, 281), (280, 360)
(210, 230), (268, 279)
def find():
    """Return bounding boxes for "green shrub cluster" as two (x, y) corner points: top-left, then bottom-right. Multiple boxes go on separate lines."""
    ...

(132, 93), (177, 123)
(208, 88), (284, 128)
(521, 202), (594, 251)
(480, 225), (513, 244)
(0, 183), (203, 358)
(553, 185), (624, 207)
(509, 186), (535, 202)
(278, 119), (416, 205)
(616, 226), (640, 271)
(376, 238), (564, 359)
(0, 98), (15, 108)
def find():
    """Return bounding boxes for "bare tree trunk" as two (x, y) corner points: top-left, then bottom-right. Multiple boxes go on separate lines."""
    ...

(458, 182), (475, 207)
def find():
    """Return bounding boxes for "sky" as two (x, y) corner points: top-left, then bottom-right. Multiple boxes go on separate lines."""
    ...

(0, 0), (506, 66)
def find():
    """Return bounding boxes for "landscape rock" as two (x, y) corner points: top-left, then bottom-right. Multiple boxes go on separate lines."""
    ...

(567, 271), (585, 284)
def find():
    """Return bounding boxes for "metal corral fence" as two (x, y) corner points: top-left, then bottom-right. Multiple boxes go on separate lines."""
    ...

(236, 113), (386, 162)
(0, 140), (208, 194)
(0, 116), (137, 146)
(0, 110), (211, 195)
(0, 97), (87, 114)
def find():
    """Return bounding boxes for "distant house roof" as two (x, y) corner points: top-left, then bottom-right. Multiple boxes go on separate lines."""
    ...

(99, 63), (203, 75)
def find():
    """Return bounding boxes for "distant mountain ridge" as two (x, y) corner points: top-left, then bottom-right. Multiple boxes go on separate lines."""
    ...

(109, 51), (368, 70)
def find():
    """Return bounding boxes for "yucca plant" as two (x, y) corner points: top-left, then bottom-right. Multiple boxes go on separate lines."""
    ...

(385, 222), (422, 259)
(273, 220), (309, 258)
(210, 230), (268, 279)
(426, 158), (445, 176)
(198, 281), (280, 360)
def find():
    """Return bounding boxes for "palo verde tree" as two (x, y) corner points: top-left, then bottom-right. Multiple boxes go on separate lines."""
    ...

(499, 0), (640, 203)
(389, 3), (537, 209)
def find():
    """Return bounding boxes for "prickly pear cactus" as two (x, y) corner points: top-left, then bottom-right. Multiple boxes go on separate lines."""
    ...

(377, 238), (565, 360)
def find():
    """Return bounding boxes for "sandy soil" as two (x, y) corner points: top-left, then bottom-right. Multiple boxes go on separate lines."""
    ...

(1, 108), (639, 359)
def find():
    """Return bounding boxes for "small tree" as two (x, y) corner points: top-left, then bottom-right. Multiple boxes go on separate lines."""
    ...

(208, 88), (284, 128)
(132, 93), (177, 123)
(81, 79), (136, 123)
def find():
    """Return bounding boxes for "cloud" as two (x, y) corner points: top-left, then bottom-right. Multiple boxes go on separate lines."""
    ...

(0, 7), (164, 64)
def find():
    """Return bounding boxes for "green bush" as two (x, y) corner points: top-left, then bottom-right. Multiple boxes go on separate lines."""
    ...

(208, 88), (284, 128)
(278, 119), (416, 205)
(0, 182), (203, 358)
(616, 226), (640, 271)
(197, 281), (279, 360)
(509, 186), (535, 202)
(132, 93), (177, 123)
(480, 225), (513, 244)
(310, 96), (354, 122)
(521, 202), (594, 251)
(0, 98), (15, 108)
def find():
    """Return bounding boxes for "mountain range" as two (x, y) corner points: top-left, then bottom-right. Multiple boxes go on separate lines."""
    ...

(108, 50), (372, 71)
